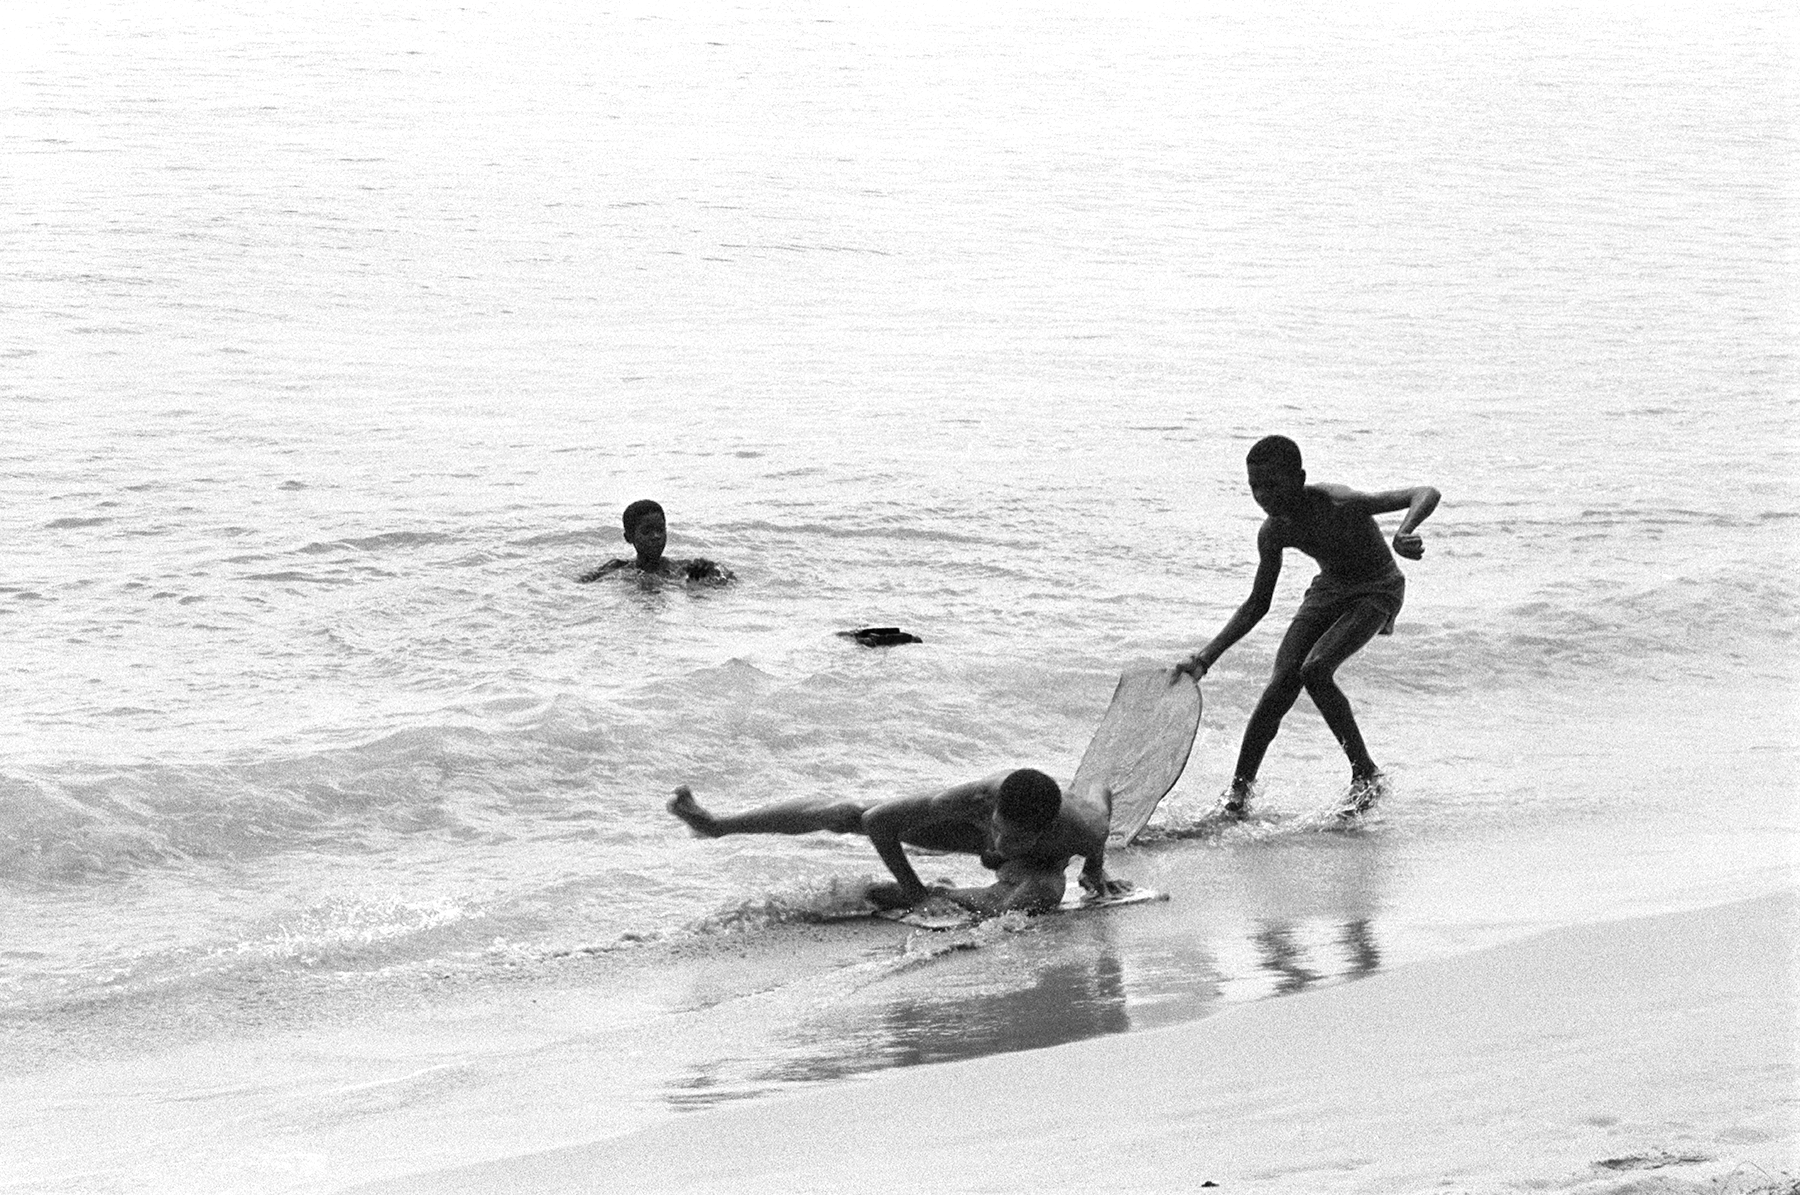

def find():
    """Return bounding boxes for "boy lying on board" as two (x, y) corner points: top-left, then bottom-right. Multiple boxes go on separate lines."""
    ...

(668, 769), (1129, 914)
(1176, 434), (1439, 817)
(578, 499), (734, 584)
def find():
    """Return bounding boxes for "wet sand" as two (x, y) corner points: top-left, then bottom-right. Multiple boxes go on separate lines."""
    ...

(351, 890), (1797, 1194)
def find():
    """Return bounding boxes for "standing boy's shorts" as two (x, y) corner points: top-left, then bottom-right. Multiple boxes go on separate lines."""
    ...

(1297, 569), (1406, 636)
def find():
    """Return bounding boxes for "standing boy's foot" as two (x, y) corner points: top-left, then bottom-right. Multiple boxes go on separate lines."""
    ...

(1338, 771), (1387, 818)
(668, 785), (724, 837)
(1217, 782), (1254, 819)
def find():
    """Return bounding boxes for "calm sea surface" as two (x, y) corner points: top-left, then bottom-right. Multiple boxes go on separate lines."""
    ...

(3, 3), (1795, 1191)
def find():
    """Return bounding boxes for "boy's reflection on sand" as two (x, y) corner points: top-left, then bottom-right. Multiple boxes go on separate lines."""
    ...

(665, 914), (1385, 1108)
(664, 950), (1140, 1108)
(1254, 922), (1321, 995)
(1253, 917), (1380, 995)
(878, 953), (1131, 1067)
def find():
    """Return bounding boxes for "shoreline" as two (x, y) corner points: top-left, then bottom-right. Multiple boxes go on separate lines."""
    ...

(353, 890), (1798, 1195)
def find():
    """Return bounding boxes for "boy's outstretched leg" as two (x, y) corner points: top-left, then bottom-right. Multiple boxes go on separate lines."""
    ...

(668, 786), (724, 837)
(667, 785), (869, 837)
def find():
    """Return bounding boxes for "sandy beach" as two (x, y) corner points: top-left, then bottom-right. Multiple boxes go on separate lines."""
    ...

(356, 891), (1797, 1195)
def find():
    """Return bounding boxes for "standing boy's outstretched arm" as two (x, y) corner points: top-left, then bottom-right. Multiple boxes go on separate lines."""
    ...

(1387, 485), (1440, 559)
(1331, 484), (1441, 560)
(1176, 523), (1284, 678)
(859, 778), (996, 907)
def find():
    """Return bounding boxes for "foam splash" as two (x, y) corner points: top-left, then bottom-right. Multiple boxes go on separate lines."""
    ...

(688, 874), (887, 934)
(1141, 782), (1269, 843)
(1141, 777), (1392, 844)
(894, 908), (1031, 963)
(224, 895), (472, 965)
(543, 875), (901, 959)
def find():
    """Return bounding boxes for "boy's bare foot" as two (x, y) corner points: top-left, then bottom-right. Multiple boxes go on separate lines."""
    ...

(865, 881), (915, 911)
(1339, 771), (1387, 817)
(668, 785), (723, 837)
(1217, 781), (1253, 819)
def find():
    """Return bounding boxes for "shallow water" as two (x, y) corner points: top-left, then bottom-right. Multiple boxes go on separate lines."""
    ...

(2, 3), (1796, 1192)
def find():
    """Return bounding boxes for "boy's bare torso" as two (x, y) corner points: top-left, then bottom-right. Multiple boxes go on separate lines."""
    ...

(1264, 485), (1400, 583)
(902, 773), (1107, 869)
(581, 557), (732, 584)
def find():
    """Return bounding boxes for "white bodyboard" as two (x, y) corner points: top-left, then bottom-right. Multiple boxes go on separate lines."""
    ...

(1072, 664), (1202, 846)
(873, 884), (1167, 930)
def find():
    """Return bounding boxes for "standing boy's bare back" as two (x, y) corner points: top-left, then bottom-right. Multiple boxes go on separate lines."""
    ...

(1177, 435), (1440, 815)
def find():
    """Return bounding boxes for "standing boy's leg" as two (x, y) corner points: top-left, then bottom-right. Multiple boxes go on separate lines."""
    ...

(1296, 600), (1390, 780)
(1228, 604), (1337, 800)
(668, 786), (869, 837)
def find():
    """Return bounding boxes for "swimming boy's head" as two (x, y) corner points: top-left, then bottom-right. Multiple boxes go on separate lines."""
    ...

(1246, 435), (1306, 517)
(992, 768), (1061, 855)
(620, 499), (667, 566)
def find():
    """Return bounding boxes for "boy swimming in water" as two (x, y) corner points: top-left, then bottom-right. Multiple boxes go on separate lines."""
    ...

(578, 499), (734, 584)
(1176, 435), (1440, 816)
(668, 768), (1128, 914)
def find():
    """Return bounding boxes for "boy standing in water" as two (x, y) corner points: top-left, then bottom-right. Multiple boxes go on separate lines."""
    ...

(578, 499), (733, 584)
(1176, 436), (1440, 816)
(668, 769), (1128, 914)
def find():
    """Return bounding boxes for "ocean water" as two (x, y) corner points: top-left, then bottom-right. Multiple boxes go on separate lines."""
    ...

(3, 3), (1795, 1192)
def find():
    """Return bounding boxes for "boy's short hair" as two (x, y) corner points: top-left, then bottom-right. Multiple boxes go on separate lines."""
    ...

(996, 769), (1061, 832)
(621, 499), (665, 537)
(1246, 435), (1303, 475)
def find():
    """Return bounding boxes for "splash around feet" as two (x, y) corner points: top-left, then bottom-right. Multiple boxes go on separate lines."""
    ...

(1338, 771), (1389, 818)
(1218, 780), (1258, 819)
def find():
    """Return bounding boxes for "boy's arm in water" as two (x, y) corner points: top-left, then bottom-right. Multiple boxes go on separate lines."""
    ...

(860, 778), (997, 908)
(861, 795), (939, 907)
(1176, 521), (1283, 677)
(681, 557), (735, 584)
(1317, 483), (1441, 559)
(576, 559), (627, 583)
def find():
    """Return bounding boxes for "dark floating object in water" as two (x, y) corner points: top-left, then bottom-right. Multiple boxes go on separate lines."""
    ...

(838, 626), (922, 647)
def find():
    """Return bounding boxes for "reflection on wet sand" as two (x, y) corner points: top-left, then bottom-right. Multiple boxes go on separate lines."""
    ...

(879, 953), (1131, 1067)
(1254, 923), (1323, 995)
(664, 914), (1387, 1111)
(1253, 918), (1381, 996)
(1343, 919), (1381, 976)
(664, 949), (1136, 1109)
